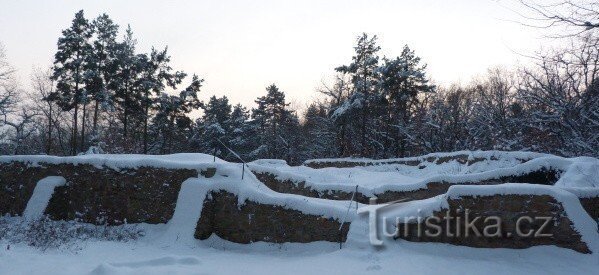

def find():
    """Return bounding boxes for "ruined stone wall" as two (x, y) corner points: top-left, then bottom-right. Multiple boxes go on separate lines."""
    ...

(195, 190), (350, 244)
(252, 172), (369, 203)
(396, 194), (591, 253)
(579, 197), (599, 220)
(0, 161), (43, 216)
(0, 161), (197, 225)
(304, 154), (531, 169)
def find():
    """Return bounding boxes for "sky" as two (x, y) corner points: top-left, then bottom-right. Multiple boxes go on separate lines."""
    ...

(0, 0), (550, 110)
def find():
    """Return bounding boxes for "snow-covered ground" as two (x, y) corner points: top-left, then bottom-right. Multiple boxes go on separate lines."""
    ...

(1, 151), (598, 274)
(1, 222), (597, 275)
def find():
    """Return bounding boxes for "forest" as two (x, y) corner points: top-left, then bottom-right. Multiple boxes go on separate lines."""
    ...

(0, 9), (597, 164)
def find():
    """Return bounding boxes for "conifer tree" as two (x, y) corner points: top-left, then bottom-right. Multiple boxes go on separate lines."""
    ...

(88, 13), (118, 141)
(49, 10), (93, 155)
(379, 45), (433, 156)
(137, 47), (186, 153)
(334, 33), (381, 156)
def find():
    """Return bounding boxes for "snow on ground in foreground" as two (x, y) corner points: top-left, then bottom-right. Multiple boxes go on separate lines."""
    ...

(0, 230), (597, 275)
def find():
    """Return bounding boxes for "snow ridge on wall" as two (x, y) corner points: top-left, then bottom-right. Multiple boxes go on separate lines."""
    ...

(252, 151), (599, 196)
(22, 176), (66, 221)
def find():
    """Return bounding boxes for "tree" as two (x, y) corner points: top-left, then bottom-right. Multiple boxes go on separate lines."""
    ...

(517, 35), (599, 156)
(110, 25), (142, 147)
(301, 103), (336, 159)
(49, 10), (93, 155)
(317, 74), (352, 156)
(196, 95), (232, 153)
(334, 33), (381, 156)
(28, 67), (59, 154)
(87, 13), (119, 140)
(378, 45), (434, 156)
(0, 43), (15, 82)
(249, 84), (300, 162)
(518, 0), (599, 37)
(0, 43), (17, 120)
(2, 108), (39, 155)
(227, 104), (253, 158)
(152, 75), (203, 153)
(137, 47), (186, 153)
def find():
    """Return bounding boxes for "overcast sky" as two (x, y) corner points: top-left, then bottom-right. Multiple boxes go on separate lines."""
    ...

(0, 0), (548, 109)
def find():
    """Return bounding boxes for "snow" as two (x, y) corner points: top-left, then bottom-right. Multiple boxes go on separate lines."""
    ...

(304, 150), (547, 166)
(159, 179), (208, 246)
(22, 176), (66, 221)
(89, 256), (202, 275)
(0, 153), (225, 170)
(251, 151), (599, 195)
(0, 222), (597, 275)
(1, 151), (598, 274)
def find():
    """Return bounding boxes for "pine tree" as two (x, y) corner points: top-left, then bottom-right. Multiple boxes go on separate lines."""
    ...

(88, 13), (118, 142)
(334, 33), (381, 156)
(49, 10), (93, 155)
(197, 95), (232, 155)
(249, 84), (299, 162)
(152, 75), (203, 153)
(301, 103), (336, 159)
(227, 104), (253, 159)
(378, 45), (434, 156)
(137, 47), (186, 153)
(110, 25), (143, 149)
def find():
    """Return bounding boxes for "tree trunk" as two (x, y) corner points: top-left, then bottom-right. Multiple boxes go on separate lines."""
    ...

(47, 104), (53, 155)
(92, 100), (99, 139)
(143, 91), (149, 154)
(123, 81), (129, 140)
(361, 108), (367, 157)
(338, 123), (345, 156)
(72, 104), (79, 155)
(81, 100), (87, 152)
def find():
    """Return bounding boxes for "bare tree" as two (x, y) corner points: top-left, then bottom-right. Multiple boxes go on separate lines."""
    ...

(28, 67), (60, 154)
(316, 74), (352, 156)
(0, 43), (15, 82)
(518, 0), (599, 37)
(3, 107), (39, 155)
(517, 35), (599, 156)
(0, 42), (19, 137)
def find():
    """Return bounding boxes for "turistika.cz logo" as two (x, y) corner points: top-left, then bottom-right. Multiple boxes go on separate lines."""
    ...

(357, 198), (554, 246)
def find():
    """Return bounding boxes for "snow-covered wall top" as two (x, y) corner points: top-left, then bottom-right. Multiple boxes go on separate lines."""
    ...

(251, 151), (599, 195)
(0, 153), (225, 170)
(304, 150), (549, 166)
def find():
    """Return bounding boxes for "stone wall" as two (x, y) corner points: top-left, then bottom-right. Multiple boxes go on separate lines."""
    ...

(579, 196), (599, 220)
(195, 190), (350, 244)
(0, 161), (197, 225)
(0, 161), (41, 216)
(303, 154), (531, 169)
(253, 172), (369, 203)
(396, 194), (591, 253)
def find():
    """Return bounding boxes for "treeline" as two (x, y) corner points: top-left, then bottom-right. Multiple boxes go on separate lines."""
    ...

(0, 11), (597, 163)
